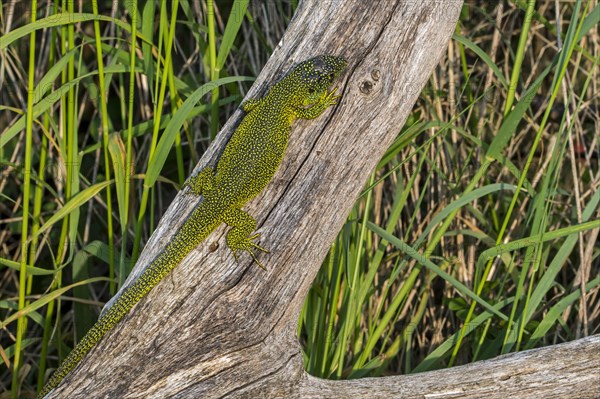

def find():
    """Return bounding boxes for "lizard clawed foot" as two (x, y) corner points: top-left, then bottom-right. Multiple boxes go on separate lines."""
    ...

(323, 87), (342, 106)
(246, 233), (270, 254)
(228, 233), (269, 270)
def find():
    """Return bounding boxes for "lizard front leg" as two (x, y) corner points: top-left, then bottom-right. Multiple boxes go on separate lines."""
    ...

(293, 87), (341, 120)
(223, 207), (269, 270)
(240, 97), (264, 113)
(182, 167), (215, 195)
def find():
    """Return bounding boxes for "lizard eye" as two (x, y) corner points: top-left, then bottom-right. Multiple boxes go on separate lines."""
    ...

(308, 88), (315, 94)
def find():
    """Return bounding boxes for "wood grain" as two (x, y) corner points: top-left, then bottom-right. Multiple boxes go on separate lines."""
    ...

(47, 1), (599, 398)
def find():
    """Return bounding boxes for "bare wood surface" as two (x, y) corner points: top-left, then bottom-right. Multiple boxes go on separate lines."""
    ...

(46, 1), (599, 398)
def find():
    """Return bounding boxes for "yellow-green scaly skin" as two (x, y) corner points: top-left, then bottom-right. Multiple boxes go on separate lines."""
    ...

(38, 55), (347, 398)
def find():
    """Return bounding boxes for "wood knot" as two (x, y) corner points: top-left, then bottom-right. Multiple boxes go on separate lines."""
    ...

(359, 80), (374, 95)
(359, 69), (382, 96)
(209, 241), (219, 252)
(371, 69), (381, 81)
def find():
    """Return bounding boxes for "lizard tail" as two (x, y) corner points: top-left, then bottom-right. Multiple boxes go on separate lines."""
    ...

(38, 204), (222, 398)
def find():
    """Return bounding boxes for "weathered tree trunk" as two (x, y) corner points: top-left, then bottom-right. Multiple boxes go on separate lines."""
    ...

(48, 1), (600, 398)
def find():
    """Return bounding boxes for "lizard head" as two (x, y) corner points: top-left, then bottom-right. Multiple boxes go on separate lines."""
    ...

(287, 55), (347, 106)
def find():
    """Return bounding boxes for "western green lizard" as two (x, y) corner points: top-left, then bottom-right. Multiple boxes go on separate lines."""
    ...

(38, 54), (347, 398)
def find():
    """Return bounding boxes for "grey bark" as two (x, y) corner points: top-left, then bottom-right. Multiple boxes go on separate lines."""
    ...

(48, 1), (599, 398)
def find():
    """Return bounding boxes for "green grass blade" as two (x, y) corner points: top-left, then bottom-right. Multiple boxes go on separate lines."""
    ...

(367, 222), (507, 320)
(1, 65), (138, 149)
(503, 0), (536, 115)
(525, 277), (600, 349)
(476, 220), (600, 270)
(216, 0), (250, 70)
(413, 297), (515, 373)
(33, 181), (113, 239)
(0, 258), (57, 276)
(0, 13), (129, 51)
(525, 187), (600, 323)
(452, 34), (508, 89)
(577, 3), (599, 42)
(108, 133), (128, 229)
(32, 47), (76, 102)
(0, 277), (111, 329)
(414, 183), (517, 249)
(485, 61), (554, 162)
(13, 4), (38, 394)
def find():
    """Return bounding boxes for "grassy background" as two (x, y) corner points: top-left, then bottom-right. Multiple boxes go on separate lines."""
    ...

(1, 0), (598, 397)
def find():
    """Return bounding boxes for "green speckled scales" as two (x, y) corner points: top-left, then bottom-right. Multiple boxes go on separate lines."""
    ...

(38, 55), (346, 398)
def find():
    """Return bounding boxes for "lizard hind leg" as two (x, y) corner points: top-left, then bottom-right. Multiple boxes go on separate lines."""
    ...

(223, 207), (269, 270)
(182, 167), (215, 195)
